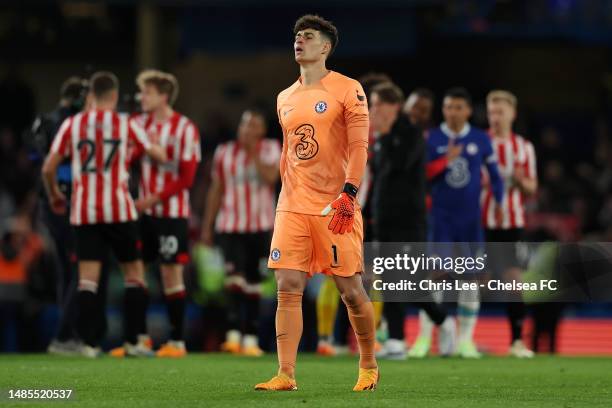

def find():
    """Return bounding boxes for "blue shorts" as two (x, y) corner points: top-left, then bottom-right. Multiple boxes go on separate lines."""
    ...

(430, 210), (484, 243)
(428, 210), (484, 264)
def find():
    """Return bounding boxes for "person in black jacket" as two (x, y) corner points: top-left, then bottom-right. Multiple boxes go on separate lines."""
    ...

(369, 82), (456, 359)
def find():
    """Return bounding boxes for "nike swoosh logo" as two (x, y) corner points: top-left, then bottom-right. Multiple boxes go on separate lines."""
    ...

(283, 108), (295, 116)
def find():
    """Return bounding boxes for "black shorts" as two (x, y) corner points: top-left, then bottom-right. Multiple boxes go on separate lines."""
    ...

(74, 222), (141, 263)
(485, 228), (525, 274)
(141, 215), (190, 265)
(216, 232), (271, 284)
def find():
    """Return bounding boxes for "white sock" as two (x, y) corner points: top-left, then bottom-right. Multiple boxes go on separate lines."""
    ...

(169, 340), (186, 349)
(418, 290), (443, 340)
(418, 310), (435, 341)
(137, 334), (151, 346)
(243, 334), (259, 348)
(226, 329), (241, 344)
(458, 286), (480, 343)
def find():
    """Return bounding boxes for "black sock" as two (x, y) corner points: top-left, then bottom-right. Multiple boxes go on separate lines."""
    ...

(244, 296), (260, 335)
(93, 290), (108, 344)
(334, 301), (350, 345)
(383, 302), (406, 340)
(508, 302), (526, 343)
(226, 291), (242, 333)
(124, 285), (148, 345)
(76, 290), (97, 347)
(418, 300), (447, 326)
(165, 291), (186, 341)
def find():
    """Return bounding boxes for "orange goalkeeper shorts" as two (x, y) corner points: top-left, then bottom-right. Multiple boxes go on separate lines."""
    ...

(267, 210), (364, 277)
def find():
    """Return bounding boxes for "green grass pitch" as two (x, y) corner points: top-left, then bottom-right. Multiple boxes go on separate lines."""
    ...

(0, 354), (610, 407)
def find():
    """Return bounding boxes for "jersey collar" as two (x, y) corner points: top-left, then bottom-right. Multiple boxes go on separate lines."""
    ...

(441, 122), (471, 139)
(487, 128), (515, 141)
(297, 70), (335, 86)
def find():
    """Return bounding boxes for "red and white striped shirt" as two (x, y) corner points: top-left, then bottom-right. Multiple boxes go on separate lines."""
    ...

(135, 112), (201, 219)
(213, 139), (281, 233)
(481, 132), (537, 229)
(50, 110), (151, 226)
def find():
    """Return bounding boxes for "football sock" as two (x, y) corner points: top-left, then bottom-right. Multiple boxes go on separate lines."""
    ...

(164, 285), (186, 341)
(346, 299), (377, 369)
(508, 301), (526, 343)
(316, 277), (340, 340)
(226, 291), (242, 333)
(76, 279), (98, 347)
(276, 291), (303, 378)
(420, 300), (447, 325)
(124, 280), (149, 345)
(418, 290), (442, 340)
(334, 301), (350, 345)
(383, 302), (406, 340)
(458, 286), (480, 343)
(372, 301), (384, 328)
(418, 309), (435, 340)
(244, 295), (260, 335)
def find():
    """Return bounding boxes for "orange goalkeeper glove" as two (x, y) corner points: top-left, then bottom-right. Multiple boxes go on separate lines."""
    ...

(321, 183), (358, 235)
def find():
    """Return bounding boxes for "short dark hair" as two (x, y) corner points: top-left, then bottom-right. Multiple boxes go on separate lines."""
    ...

(90, 71), (119, 99)
(294, 14), (338, 56)
(410, 87), (435, 103)
(137, 69), (179, 105)
(371, 82), (405, 105)
(444, 87), (472, 106)
(60, 76), (88, 101)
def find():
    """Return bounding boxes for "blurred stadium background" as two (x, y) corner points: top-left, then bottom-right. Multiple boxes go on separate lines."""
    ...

(2, 0), (612, 355)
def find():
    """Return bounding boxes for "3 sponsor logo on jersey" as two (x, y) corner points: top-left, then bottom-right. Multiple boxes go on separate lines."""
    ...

(294, 123), (319, 160)
(446, 157), (471, 188)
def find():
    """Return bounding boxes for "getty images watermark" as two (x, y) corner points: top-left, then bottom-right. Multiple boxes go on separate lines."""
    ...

(371, 252), (557, 292)
(364, 242), (612, 302)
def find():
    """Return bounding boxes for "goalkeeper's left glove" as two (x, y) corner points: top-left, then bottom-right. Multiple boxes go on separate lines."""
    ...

(321, 183), (358, 235)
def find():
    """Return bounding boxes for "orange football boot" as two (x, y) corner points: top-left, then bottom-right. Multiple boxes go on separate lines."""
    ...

(353, 368), (379, 391)
(254, 373), (298, 391)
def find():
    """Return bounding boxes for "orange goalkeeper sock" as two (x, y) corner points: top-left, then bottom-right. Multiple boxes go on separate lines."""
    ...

(276, 291), (303, 378)
(346, 300), (377, 369)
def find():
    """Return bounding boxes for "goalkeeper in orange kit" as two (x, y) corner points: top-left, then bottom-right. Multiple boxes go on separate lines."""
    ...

(254, 14), (378, 392)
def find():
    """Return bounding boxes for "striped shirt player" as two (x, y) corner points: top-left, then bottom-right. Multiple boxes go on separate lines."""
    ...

(484, 90), (538, 358)
(481, 132), (537, 231)
(212, 139), (280, 234)
(136, 112), (201, 219)
(42, 71), (167, 356)
(203, 109), (280, 355)
(482, 132), (538, 282)
(51, 110), (152, 226)
(133, 111), (201, 265)
(48, 109), (164, 264)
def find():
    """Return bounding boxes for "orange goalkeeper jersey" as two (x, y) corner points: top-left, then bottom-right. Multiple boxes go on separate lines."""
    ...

(276, 70), (369, 215)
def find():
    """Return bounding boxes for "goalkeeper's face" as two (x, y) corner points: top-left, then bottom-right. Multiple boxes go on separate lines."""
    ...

(139, 84), (167, 113)
(294, 29), (330, 64)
